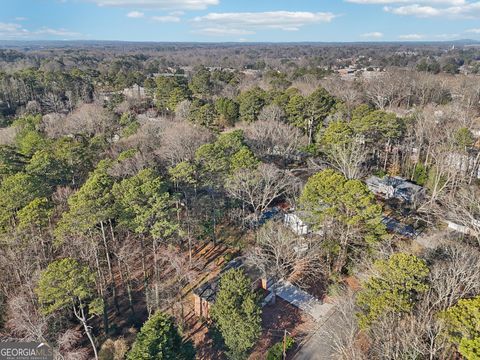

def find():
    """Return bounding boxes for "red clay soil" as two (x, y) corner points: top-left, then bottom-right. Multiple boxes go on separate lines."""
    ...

(249, 298), (315, 360)
(184, 298), (314, 360)
(344, 276), (362, 291)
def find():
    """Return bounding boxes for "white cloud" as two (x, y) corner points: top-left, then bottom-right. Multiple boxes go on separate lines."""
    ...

(14, 17), (28, 21)
(192, 11), (337, 36)
(198, 28), (255, 36)
(466, 28), (480, 33)
(152, 15), (181, 22)
(0, 22), (82, 39)
(434, 33), (460, 38)
(384, 1), (480, 18)
(384, 4), (442, 16)
(169, 11), (185, 16)
(127, 11), (144, 18)
(87, 0), (218, 10)
(347, 0), (466, 4)
(35, 27), (82, 37)
(361, 31), (384, 38)
(347, 0), (480, 19)
(398, 33), (425, 39)
(0, 22), (24, 33)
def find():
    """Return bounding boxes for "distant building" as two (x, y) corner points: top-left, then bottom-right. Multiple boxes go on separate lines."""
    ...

(122, 84), (146, 100)
(366, 175), (425, 204)
(284, 213), (309, 235)
(154, 72), (188, 78)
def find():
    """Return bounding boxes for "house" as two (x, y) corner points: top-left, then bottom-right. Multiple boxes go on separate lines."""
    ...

(382, 216), (417, 238)
(267, 280), (332, 321)
(193, 254), (332, 322)
(193, 257), (266, 318)
(284, 212), (309, 235)
(366, 175), (425, 204)
(122, 84), (147, 100)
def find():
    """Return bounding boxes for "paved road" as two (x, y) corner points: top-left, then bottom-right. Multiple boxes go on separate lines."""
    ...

(293, 306), (340, 360)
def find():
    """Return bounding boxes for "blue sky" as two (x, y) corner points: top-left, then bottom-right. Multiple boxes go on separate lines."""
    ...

(0, 0), (479, 42)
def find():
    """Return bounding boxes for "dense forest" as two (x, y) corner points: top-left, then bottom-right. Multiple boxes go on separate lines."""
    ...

(0, 41), (479, 360)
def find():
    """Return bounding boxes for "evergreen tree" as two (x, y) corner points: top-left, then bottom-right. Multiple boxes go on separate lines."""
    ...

(210, 268), (262, 359)
(238, 87), (266, 123)
(300, 169), (385, 272)
(356, 253), (430, 328)
(441, 296), (480, 360)
(36, 258), (103, 359)
(127, 311), (194, 360)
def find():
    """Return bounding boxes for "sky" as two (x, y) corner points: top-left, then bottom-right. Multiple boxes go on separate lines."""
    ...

(0, 0), (479, 42)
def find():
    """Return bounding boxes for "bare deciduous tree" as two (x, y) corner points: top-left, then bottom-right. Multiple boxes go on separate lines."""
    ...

(157, 120), (213, 167)
(323, 291), (366, 360)
(175, 99), (192, 121)
(243, 119), (307, 165)
(226, 163), (295, 221)
(257, 104), (285, 122)
(323, 138), (368, 180)
(426, 241), (480, 309)
(42, 103), (115, 138)
(322, 76), (362, 115)
(246, 221), (323, 286)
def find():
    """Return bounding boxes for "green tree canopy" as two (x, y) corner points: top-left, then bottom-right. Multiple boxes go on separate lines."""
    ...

(215, 97), (239, 126)
(189, 100), (217, 128)
(300, 169), (385, 272)
(356, 253), (430, 329)
(320, 120), (354, 147)
(0, 172), (45, 231)
(112, 168), (177, 239)
(441, 296), (480, 360)
(210, 268), (262, 359)
(169, 161), (197, 189)
(17, 197), (52, 231)
(13, 114), (48, 157)
(286, 87), (336, 142)
(36, 258), (103, 359)
(238, 87), (266, 123)
(55, 160), (114, 240)
(285, 93), (308, 130)
(189, 65), (212, 97)
(36, 258), (100, 314)
(350, 110), (404, 144)
(454, 127), (475, 150)
(194, 130), (258, 183)
(127, 311), (195, 360)
(155, 76), (189, 112)
(0, 145), (28, 176)
(26, 136), (93, 187)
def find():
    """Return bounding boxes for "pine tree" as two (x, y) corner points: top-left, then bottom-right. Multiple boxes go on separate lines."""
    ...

(356, 253), (430, 328)
(210, 268), (262, 359)
(127, 311), (194, 360)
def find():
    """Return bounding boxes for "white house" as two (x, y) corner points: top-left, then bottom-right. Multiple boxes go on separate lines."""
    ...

(284, 213), (309, 235)
(446, 218), (480, 236)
